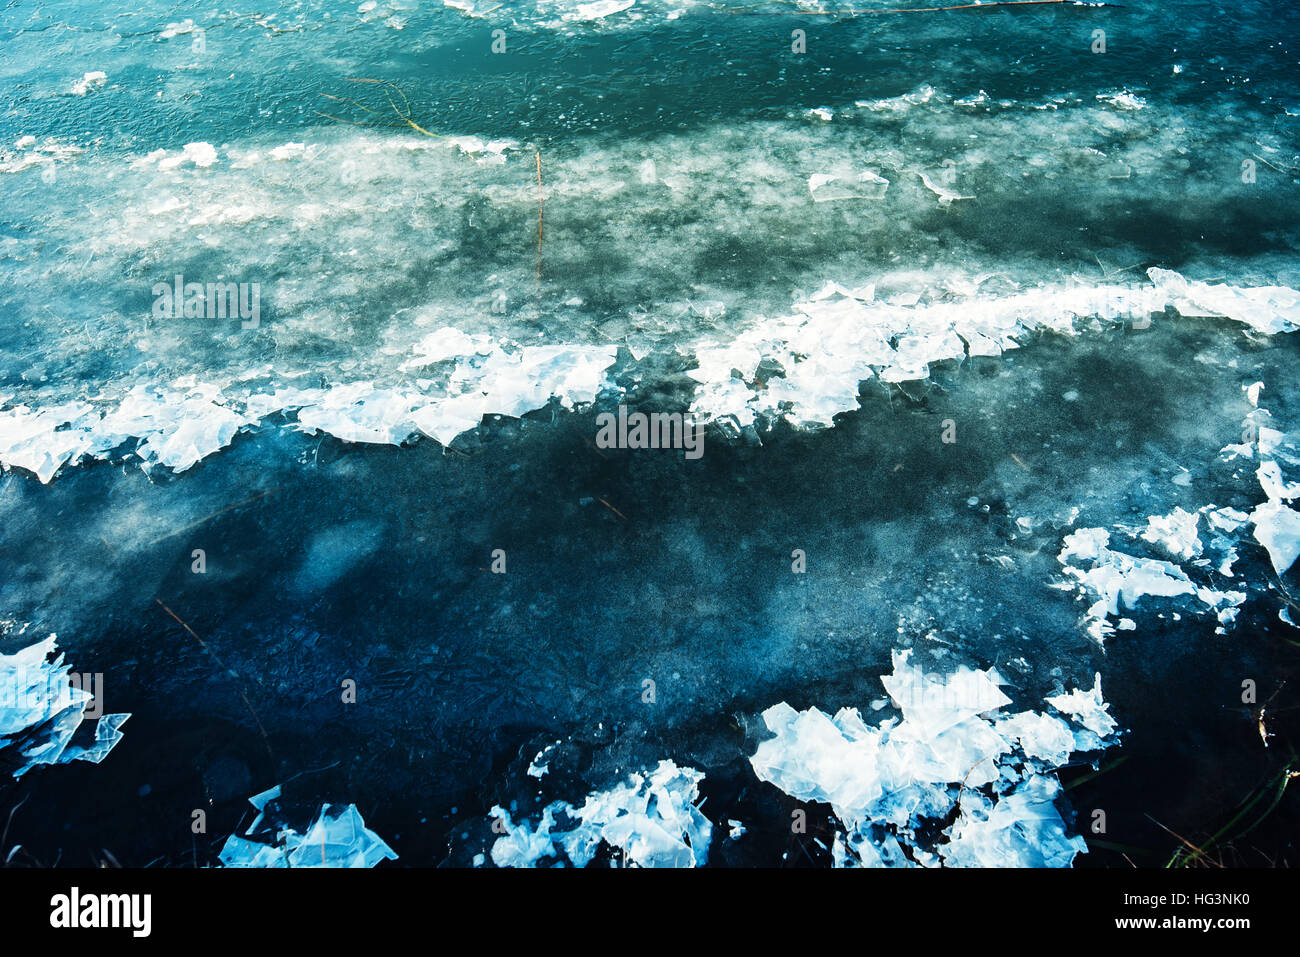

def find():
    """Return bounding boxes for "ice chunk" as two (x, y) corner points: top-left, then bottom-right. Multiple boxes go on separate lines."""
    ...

(1251, 500), (1300, 575)
(941, 774), (1086, 868)
(489, 806), (562, 867)
(880, 649), (1011, 738)
(749, 702), (886, 822)
(1141, 507), (1202, 560)
(269, 142), (307, 162)
(994, 710), (1078, 765)
(400, 327), (494, 370)
(1258, 460), (1300, 502)
(0, 635), (129, 779)
(1204, 505), (1250, 534)
(568, 0), (635, 20)
(70, 71), (107, 96)
(294, 384), (421, 446)
(1096, 90), (1147, 110)
(0, 401), (97, 483)
(488, 760), (711, 868)
(749, 652), (1117, 867)
(218, 794), (397, 868)
(1045, 674), (1118, 748)
(1053, 526), (1248, 641)
(98, 385), (254, 472)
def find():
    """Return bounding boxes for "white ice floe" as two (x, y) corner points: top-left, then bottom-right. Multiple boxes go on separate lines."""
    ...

(1258, 460), (1300, 503)
(160, 19), (198, 38)
(0, 137), (84, 174)
(569, 0), (636, 19)
(0, 635), (129, 779)
(0, 401), (98, 483)
(137, 142), (220, 171)
(749, 650), (1118, 867)
(682, 270), (1246, 433)
(0, 383), (255, 481)
(269, 142), (307, 161)
(487, 759), (711, 868)
(399, 327), (494, 370)
(218, 789), (398, 868)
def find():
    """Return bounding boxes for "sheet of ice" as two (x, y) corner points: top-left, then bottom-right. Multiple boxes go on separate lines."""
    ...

(1148, 268), (1300, 335)
(487, 759), (711, 868)
(749, 650), (1116, 867)
(0, 635), (130, 779)
(1251, 500), (1300, 576)
(218, 795), (397, 868)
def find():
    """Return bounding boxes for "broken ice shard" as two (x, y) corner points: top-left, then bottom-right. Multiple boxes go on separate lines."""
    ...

(218, 791), (397, 868)
(0, 635), (129, 779)
(487, 759), (712, 868)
